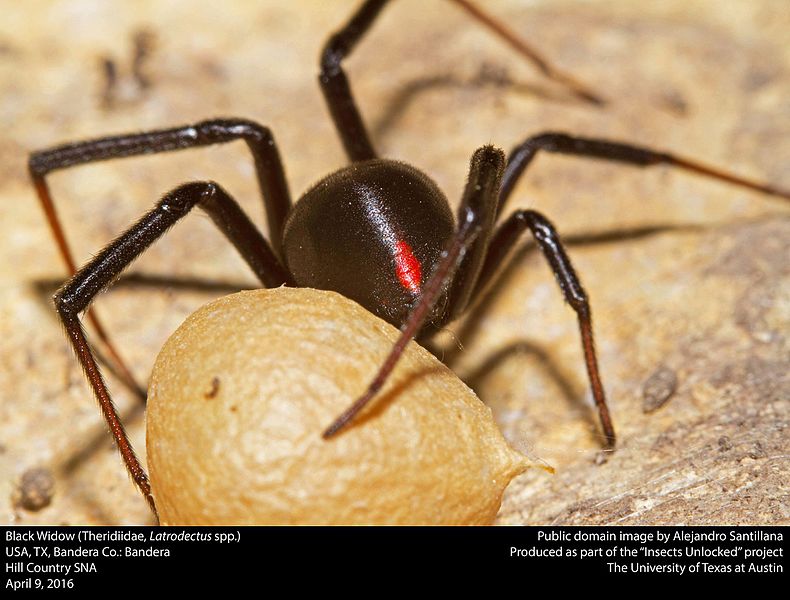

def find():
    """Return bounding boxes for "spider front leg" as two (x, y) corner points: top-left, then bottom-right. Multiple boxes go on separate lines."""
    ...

(55, 181), (291, 516)
(324, 146), (507, 437)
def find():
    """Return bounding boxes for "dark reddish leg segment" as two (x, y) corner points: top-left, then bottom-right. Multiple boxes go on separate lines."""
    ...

(448, 0), (604, 105)
(323, 146), (506, 438)
(60, 316), (153, 511)
(54, 181), (291, 516)
(33, 173), (144, 400)
(499, 133), (790, 215)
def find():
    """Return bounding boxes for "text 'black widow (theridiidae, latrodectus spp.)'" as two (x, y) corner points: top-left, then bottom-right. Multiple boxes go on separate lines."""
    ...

(28, 0), (790, 521)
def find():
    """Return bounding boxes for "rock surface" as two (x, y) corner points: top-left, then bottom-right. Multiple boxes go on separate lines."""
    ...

(1, 0), (787, 525)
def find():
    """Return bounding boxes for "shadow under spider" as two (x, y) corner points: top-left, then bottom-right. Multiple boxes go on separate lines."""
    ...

(465, 340), (585, 413)
(32, 272), (255, 300)
(431, 222), (705, 369)
(370, 65), (599, 143)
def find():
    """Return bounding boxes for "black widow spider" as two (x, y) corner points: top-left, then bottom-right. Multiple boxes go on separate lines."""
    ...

(28, 0), (790, 521)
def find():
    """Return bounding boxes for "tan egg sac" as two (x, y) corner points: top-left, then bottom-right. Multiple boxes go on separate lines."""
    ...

(146, 287), (540, 525)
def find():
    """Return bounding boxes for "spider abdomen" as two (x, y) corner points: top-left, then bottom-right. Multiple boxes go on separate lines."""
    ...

(282, 159), (454, 328)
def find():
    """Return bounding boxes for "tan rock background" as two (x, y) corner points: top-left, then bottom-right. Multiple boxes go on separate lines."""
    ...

(0, 1), (787, 525)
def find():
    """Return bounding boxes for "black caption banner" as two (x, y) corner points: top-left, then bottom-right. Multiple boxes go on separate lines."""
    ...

(2, 526), (786, 590)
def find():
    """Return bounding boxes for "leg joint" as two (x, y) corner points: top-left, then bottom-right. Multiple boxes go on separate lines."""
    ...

(320, 36), (345, 77)
(509, 132), (567, 158)
(28, 152), (50, 177)
(53, 285), (79, 321)
(195, 119), (274, 146)
(158, 181), (218, 214)
(511, 209), (589, 310)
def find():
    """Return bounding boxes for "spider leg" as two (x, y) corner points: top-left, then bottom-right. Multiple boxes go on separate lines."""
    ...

(499, 132), (790, 215)
(54, 181), (291, 516)
(321, 0), (604, 162)
(29, 118), (291, 400)
(323, 146), (505, 438)
(473, 209), (615, 449)
(320, 0), (386, 162)
(29, 118), (292, 251)
(447, 0), (603, 105)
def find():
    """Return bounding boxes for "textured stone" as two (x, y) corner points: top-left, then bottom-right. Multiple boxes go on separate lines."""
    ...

(1, 1), (787, 525)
